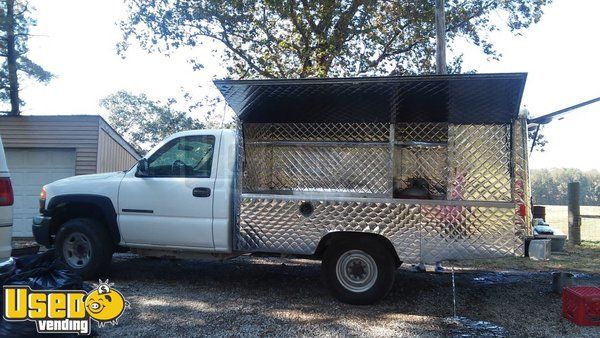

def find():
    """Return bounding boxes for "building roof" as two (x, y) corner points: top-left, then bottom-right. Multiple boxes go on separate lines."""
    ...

(0, 114), (140, 158)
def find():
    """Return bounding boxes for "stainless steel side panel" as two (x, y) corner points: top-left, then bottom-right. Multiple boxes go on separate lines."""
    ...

(235, 121), (526, 262)
(237, 194), (515, 264)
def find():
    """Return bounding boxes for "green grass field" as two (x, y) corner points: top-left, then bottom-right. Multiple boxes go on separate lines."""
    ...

(542, 205), (600, 241)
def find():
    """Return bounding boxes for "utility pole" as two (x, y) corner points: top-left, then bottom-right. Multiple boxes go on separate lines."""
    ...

(6, 0), (21, 116)
(435, 0), (447, 75)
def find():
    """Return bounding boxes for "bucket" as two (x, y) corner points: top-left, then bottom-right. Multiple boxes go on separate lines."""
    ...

(552, 272), (574, 294)
(533, 205), (546, 220)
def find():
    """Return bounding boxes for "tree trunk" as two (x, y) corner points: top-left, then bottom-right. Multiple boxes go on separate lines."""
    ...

(6, 0), (20, 116)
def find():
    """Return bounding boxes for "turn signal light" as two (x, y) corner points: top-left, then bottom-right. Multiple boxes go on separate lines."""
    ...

(39, 187), (47, 213)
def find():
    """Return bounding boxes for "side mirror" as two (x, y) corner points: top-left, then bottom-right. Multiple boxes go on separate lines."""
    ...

(136, 158), (149, 177)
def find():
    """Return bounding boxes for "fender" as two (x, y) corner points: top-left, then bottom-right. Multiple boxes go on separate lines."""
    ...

(44, 194), (120, 244)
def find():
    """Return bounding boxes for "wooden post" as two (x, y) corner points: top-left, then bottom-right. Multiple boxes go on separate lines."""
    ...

(567, 182), (581, 245)
(435, 0), (447, 74)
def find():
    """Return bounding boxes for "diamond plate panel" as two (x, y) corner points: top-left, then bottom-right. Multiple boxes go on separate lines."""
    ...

(243, 123), (391, 195)
(395, 123), (448, 143)
(394, 145), (448, 197)
(272, 146), (390, 194)
(447, 124), (512, 201)
(245, 123), (389, 142)
(237, 196), (518, 264)
(216, 74), (527, 124)
(512, 119), (532, 255)
(237, 197), (422, 262)
(244, 144), (391, 194)
(243, 143), (273, 192)
(420, 205), (516, 262)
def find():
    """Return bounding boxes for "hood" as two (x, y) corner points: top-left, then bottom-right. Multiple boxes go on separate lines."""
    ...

(51, 171), (125, 185)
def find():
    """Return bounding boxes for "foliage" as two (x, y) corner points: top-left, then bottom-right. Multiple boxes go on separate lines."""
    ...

(100, 91), (209, 154)
(522, 107), (547, 152)
(118, 0), (551, 79)
(0, 0), (53, 114)
(531, 168), (600, 206)
(527, 126), (547, 152)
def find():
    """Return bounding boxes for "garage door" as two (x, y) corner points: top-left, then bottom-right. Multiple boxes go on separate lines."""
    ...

(6, 148), (76, 237)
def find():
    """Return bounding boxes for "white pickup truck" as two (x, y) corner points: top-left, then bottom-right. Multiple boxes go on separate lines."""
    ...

(34, 74), (533, 304)
(34, 130), (237, 272)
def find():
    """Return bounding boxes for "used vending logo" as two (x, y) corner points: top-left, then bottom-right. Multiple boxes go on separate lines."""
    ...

(2, 280), (128, 335)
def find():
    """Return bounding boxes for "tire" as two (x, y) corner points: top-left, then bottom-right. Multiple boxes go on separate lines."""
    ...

(321, 237), (396, 305)
(55, 218), (113, 280)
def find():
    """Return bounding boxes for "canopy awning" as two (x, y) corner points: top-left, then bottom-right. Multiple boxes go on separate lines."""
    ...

(214, 73), (527, 124)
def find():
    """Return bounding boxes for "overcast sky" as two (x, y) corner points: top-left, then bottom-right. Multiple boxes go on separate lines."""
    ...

(15, 0), (600, 170)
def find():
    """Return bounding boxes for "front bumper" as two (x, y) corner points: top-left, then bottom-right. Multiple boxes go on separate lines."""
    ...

(32, 215), (52, 247)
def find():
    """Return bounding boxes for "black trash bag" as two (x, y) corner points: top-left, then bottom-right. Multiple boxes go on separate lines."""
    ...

(1, 250), (84, 337)
(4, 249), (82, 290)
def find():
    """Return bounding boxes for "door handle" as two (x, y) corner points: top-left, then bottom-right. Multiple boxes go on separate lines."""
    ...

(192, 187), (211, 197)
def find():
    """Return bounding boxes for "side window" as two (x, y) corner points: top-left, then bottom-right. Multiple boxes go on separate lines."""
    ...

(146, 135), (215, 177)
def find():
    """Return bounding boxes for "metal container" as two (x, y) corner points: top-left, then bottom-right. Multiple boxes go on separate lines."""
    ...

(529, 239), (551, 261)
(535, 235), (567, 252)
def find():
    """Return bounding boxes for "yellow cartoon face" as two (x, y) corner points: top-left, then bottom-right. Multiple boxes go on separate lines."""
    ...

(84, 288), (125, 322)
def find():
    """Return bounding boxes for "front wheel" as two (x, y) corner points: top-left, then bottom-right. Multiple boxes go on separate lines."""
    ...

(55, 218), (113, 280)
(322, 238), (396, 305)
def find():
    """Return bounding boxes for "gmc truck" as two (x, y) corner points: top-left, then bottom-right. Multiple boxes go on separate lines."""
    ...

(33, 74), (534, 304)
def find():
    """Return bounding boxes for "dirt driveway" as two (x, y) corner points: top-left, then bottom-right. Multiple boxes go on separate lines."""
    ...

(95, 253), (599, 337)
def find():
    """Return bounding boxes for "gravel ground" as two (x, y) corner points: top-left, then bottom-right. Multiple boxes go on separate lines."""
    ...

(93, 254), (600, 337)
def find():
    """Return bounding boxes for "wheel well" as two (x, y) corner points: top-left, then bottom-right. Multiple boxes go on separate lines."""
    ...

(314, 232), (402, 267)
(46, 195), (120, 245)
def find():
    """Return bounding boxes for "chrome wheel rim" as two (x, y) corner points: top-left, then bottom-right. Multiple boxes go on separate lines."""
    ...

(335, 250), (378, 293)
(63, 232), (92, 268)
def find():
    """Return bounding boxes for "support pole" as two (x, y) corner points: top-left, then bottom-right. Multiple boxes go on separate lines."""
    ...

(435, 0), (447, 75)
(567, 182), (581, 246)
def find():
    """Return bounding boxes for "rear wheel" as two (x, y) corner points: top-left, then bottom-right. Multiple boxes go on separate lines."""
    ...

(322, 237), (396, 305)
(55, 218), (113, 280)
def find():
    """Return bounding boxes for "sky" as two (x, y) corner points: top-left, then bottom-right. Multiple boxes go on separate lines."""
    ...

(13, 0), (600, 170)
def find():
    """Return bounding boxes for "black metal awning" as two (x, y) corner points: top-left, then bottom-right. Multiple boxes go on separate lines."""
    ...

(214, 73), (527, 124)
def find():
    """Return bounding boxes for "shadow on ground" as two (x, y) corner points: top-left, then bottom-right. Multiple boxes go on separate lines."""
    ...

(94, 254), (599, 337)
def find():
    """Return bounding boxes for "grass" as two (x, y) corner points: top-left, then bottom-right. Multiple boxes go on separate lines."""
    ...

(542, 205), (600, 241)
(453, 241), (600, 273)
(452, 206), (600, 273)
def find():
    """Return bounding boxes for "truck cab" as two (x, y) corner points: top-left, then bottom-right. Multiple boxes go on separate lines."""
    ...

(33, 129), (237, 278)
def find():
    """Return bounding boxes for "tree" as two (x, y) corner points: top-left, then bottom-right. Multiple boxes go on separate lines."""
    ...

(118, 0), (550, 79)
(530, 168), (600, 206)
(0, 0), (53, 115)
(100, 91), (211, 154)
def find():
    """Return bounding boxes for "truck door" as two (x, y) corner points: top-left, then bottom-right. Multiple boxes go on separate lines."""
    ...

(117, 132), (220, 248)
